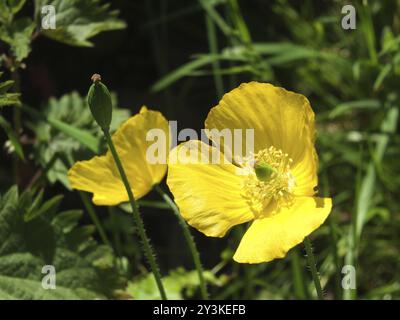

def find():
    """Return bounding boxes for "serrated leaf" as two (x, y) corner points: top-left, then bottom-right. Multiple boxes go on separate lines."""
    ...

(0, 186), (123, 299)
(52, 210), (83, 233)
(0, 0), (26, 23)
(34, 0), (126, 47)
(29, 91), (130, 187)
(0, 72), (21, 108)
(24, 194), (63, 222)
(0, 17), (35, 61)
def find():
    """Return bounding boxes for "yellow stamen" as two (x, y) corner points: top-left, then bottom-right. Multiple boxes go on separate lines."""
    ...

(241, 146), (295, 218)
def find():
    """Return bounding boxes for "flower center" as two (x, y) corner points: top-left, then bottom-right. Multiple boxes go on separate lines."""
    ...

(241, 146), (295, 218)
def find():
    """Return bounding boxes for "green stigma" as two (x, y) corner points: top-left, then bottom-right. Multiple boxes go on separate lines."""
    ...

(254, 161), (275, 181)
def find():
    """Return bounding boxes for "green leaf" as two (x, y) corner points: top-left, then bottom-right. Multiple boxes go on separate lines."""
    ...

(151, 54), (239, 92)
(0, 115), (24, 160)
(0, 186), (123, 299)
(47, 117), (100, 154)
(126, 268), (220, 300)
(34, 0), (126, 47)
(0, 72), (21, 107)
(52, 210), (83, 233)
(355, 106), (399, 240)
(27, 91), (130, 187)
(373, 64), (392, 91)
(24, 194), (63, 222)
(0, 17), (35, 61)
(329, 100), (381, 119)
(0, 0), (26, 23)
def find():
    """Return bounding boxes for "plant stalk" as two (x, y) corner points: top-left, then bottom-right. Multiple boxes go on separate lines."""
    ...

(303, 236), (324, 300)
(102, 128), (167, 300)
(79, 191), (111, 247)
(155, 185), (209, 299)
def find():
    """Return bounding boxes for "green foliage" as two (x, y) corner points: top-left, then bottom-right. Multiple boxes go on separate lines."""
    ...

(0, 17), (35, 61)
(0, 73), (23, 159)
(0, 186), (123, 299)
(28, 91), (130, 188)
(0, 0), (399, 301)
(0, 0), (26, 24)
(149, 0), (400, 299)
(127, 268), (221, 300)
(0, 0), (126, 64)
(34, 0), (126, 47)
(0, 115), (24, 159)
(0, 72), (20, 107)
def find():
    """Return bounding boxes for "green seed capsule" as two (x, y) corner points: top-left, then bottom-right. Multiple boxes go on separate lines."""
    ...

(254, 161), (275, 181)
(87, 74), (112, 130)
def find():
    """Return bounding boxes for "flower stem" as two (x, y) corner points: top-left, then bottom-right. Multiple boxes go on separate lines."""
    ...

(303, 236), (324, 300)
(102, 128), (167, 300)
(154, 185), (209, 300)
(78, 191), (111, 247)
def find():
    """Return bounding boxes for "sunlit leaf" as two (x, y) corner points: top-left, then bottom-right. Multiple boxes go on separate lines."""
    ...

(34, 0), (126, 47)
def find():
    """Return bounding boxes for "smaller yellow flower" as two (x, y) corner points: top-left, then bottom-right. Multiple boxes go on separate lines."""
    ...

(68, 107), (169, 205)
(167, 82), (332, 264)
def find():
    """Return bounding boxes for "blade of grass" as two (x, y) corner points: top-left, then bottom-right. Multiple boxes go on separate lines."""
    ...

(199, 0), (234, 37)
(204, 13), (224, 98)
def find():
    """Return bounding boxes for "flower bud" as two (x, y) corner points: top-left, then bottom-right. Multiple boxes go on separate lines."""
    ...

(87, 74), (112, 130)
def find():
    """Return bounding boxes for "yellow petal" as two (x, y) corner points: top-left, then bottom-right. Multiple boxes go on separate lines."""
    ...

(233, 197), (332, 263)
(167, 140), (253, 237)
(68, 107), (169, 205)
(205, 82), (318, 196)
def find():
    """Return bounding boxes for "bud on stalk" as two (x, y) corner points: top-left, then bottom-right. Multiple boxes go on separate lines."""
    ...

(87, 74), (112, 131)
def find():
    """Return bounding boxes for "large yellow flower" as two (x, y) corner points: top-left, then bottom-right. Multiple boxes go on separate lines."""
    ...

(68, 107), (169, 205)
(167, 82), (332, 264)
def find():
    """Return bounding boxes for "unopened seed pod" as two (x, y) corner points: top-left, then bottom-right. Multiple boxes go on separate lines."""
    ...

(87, 74), (112, 130)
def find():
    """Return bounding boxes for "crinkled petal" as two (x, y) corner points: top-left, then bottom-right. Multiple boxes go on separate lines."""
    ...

(68, 107), (169, 205)
(205, 82), (318, 196)
(233, 197), (332, 263)
(167, 140), (253, 237)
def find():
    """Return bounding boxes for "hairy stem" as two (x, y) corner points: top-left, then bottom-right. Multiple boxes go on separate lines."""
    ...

(79, 191), (111, 247)
(103, 129), (167, 300)
(155, 185), (209, 299)
(304, 236), (324, 300)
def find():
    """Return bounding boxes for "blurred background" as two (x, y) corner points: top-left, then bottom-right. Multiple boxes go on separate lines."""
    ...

(0, 0), (399, 299)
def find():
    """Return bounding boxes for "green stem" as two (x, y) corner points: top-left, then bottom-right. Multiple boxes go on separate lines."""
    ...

(322, 173), (341, 299)
(290, 249), (309, 299)
(79, 191), (111, 247)
(303, 237), (324, 300)
(154, 185), (209, 300)
(204, 13), (224, 99)
(11, 66), (22, 185)
(329, 216), (341, 299)
(102, 129), (167, 300)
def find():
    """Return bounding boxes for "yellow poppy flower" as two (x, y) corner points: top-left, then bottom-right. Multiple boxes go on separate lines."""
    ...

(167, 82), (332, 264)
(68, 106), (169, 205)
